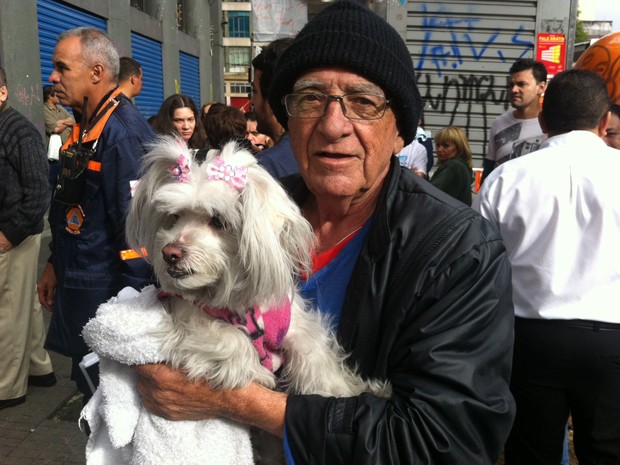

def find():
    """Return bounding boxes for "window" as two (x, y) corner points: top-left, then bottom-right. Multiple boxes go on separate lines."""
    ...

(230, 82), (252, 95)
(177, 0), (187, 32)
(130, 0), (145, 11)
(225, 11), (250, 38)
(225, 47), (251, 73)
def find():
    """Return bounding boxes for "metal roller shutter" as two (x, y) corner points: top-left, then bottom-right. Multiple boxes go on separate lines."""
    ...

(388, 0), (539, 164)
(131, 32), (164, 119)
(179, 51), (201, 108)
(37, 0), (107, 88)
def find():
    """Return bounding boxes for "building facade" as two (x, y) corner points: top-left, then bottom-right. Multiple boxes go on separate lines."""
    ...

(1, 0), (579, 166)
(0, 0), (225, 134)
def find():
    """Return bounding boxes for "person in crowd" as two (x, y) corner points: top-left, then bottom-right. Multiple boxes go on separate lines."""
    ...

(152, 94), (207, 151)
(245, 110), (272, 152)
(118, 56), (143, 100)
(37, 27), (155, 403)
(605, 104), (620, 149)
(475, 68), (620, 465)
(481, 58), (547, 184)
(43, 85), (75, 193)
(199, 101), (217, 148)
(250, 38), (299, 177)
(430, 126), (473, 205)
(198, 102), (253, 159)
(201, 101), (216, 118)
(416, 113), (434, 173)
(396, 139), (427, 177)
(43, 85), (74, 147)
(132, 2), (516, 464)
(0, 66), (55, 410)
(201, 102), (246, 150)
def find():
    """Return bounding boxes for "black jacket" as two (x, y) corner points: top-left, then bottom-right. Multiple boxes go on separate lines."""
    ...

(283, 157), (515, 464)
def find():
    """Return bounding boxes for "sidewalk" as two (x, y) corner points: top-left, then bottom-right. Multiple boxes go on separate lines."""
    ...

(0, 343), (87, 465)
(0, 221), (87, 465)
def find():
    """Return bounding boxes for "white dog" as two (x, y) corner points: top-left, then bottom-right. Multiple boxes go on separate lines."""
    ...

(80, 137), (389, 465)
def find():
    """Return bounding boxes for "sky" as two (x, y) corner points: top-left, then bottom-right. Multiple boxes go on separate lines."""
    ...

(579, 0), (620, 31)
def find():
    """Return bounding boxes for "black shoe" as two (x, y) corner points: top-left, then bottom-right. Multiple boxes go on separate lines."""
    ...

(28, 372), (57, 387)
(0, 396), (26, 410)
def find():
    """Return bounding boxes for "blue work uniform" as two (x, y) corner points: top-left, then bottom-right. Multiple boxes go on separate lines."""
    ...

(45, 91), (155, 358)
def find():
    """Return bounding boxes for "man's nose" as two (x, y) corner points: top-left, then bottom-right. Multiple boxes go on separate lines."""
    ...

(323, 96), (348, 118)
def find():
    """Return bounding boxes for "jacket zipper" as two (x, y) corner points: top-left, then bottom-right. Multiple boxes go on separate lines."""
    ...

(392, 209), (477, 292)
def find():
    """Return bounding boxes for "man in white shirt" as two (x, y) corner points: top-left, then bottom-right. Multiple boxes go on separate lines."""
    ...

(396, 139), (427, 177)
(474, 69), (620, 465)
(480, 59), (547, 184)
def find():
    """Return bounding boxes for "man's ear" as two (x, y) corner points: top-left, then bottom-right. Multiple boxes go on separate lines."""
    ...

(538, 111), (548, 135)
(91, 63), (104, 84)
(0, 85), (8, 104)
(392, 133), (405, 155)
(598, 111), (611, 137)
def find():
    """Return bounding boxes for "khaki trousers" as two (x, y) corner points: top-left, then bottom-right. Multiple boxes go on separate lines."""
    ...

(0, 234), (53, 399)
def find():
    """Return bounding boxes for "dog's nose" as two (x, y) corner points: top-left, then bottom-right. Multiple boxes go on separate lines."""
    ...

(162, 244), (184, 265)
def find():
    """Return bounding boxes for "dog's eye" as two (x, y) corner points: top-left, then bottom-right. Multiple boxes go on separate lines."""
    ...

(162, 214), (180, 230)
(210, 216), (225, 230)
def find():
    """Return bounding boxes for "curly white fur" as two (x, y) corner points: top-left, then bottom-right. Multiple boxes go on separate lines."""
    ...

(125, 135), (390, 400)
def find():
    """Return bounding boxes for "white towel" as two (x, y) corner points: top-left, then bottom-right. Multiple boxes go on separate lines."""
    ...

(81, 285), (255, 465)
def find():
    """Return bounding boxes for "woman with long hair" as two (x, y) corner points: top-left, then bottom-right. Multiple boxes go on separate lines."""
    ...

(430, 126), (473, 205)
(152, 94), (208, 150)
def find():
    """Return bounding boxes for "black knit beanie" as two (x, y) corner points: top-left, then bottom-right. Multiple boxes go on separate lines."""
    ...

(268, 0), (421, 145)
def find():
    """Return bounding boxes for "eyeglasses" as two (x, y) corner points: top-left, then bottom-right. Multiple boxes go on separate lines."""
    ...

(283, 92), (391, 121)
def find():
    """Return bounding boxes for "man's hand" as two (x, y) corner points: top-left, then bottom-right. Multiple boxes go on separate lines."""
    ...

(411, 167), (426, 178)
(134, 363), (287, 438)
(54, 119), (73, 134)
(135, 363), (219, 421)
(0, 231), (13, 252)
(37, 262), (57, 311)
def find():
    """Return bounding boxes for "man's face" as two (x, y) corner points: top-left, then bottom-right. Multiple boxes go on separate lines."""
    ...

(604, 111), (620, 150)
(49, 36), (91, 111)
(287, 68), (404, 201)
(509, 69), (545, 111)
(251, 70), (270, 135)
(246, 119), (270, 151)
(131, 70), (143, 97)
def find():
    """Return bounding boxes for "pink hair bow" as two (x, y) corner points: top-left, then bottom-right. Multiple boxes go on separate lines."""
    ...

(207, 156), (248, 191)
(169, 153), (191, 183)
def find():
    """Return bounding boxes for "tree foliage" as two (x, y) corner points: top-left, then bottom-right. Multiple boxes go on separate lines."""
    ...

(575, 17), (589, 43)
(575, 9), (589, 43)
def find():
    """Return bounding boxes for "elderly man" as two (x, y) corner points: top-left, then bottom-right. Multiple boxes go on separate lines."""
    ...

(135, 2), (516, 463)
(37, 27), (154, 402)
(475, 69), (620, 464)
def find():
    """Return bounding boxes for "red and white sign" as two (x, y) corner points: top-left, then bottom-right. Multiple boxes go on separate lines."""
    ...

(537, 33), (567, 77)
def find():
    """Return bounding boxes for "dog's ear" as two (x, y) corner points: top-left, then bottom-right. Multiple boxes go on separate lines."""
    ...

(126, 135), (196, 261)
(234, 150), (314, 305)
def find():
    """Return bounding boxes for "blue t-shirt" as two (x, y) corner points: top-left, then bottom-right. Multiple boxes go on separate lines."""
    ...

(298, 222), (370, 329)
(284, 221), (370, 463)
